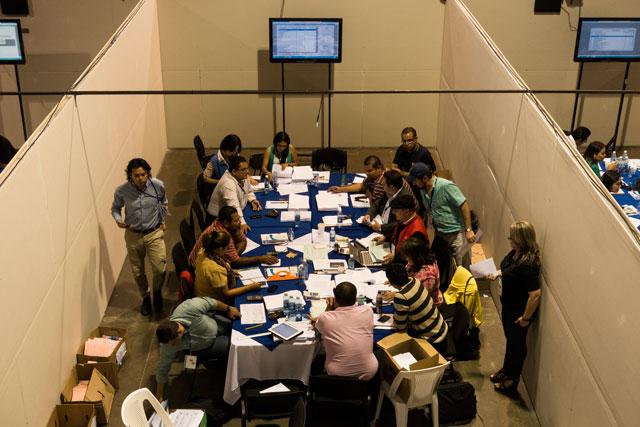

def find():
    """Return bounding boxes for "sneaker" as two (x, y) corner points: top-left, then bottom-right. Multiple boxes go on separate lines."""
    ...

(153, 290), (164, 313)
(140, 294), (152, 316)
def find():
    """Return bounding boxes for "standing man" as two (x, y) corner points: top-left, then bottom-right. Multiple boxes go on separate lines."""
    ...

(392, 127), (436, 177)
(408, 162), (476, 268)
(112, 158), (168, 316)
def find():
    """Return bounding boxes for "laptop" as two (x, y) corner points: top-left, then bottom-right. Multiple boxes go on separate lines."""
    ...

(349, 240), (391, 267)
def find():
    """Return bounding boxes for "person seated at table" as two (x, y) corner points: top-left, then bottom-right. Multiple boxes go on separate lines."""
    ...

(568, 126), (591, 154)
(155, 296), (240, 400)
(208, 155), (261, 227)
(391, 127), (436, 178)
(583, 141), (617, 177)
(327, 155), (385, 200)
(189, 206), (278, 268)
(601, 170), (622, 193)
(385, 263), (448, 352)
(312, 282), (378, 381)
(202, 134), (242, 185)
(373, 194), (428, 264)
(261, 131), (298, 181)
(400, 236), (443, 306)
(194, 231), (261, 303)
(363, 170), (417, 234)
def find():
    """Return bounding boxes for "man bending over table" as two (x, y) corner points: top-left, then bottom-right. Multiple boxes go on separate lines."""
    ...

(312, 282), (378, 380)
(155, 297), (240, 400)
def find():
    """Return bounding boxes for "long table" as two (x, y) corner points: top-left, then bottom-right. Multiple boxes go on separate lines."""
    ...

(222, 173), (393, 404)
(601, 160), (640, 230)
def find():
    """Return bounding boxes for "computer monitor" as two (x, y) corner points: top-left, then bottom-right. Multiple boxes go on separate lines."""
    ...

(575, 18), (640, 62)
(0, 19), (25, 64)
(269, 18), (342, 63)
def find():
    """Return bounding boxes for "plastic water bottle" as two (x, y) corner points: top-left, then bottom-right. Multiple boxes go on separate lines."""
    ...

(357, 294), (365, 306)
(283, 293), (290, 318)
(611, 150), (617, 168)
(621, 150), (629, 174)
(264, 177), (271, 194)
(305, 260), (312, 279)
(337, 206), (343, 226)
(297, 263), (305, 282)
(272, 173), (278, 190)
(329, 227), (336, 245)
(347, 254), (356, 270)
(376, 292), (384, 314)
(294, 210), (300, 228)
(295, 298), (303, 321)
(288, 227), (295, 241)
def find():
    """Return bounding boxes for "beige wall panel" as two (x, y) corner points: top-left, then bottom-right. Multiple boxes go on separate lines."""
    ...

(519, 70), (577, 130)
(0, 67), (23, 146)
(0, 368), (27, 425)
(17, 272), (64, 426)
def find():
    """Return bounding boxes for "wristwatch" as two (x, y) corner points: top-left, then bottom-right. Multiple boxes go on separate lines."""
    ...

(465, 227), (472, 232)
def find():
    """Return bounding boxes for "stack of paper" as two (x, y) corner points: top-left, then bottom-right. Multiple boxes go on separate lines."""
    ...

(335, 268), (375, 284)
(277, 183), (308, 195)
(281, 210), (312, 222)
(251, 182), (265, 191)
(304, 274), (335, 297)
(313, 259), (348, 273)
(240, 303), (267, 325)
(71, 380), (89, 401)
(315, 171), (330, 183)
(292, 165), (314, 181)
(265, 200), (289, 210)
(303, 244), (329, 261)
(84, 337), (120, 357)
(289, 193), (310, 210)
(316, 191), (349, 211)
(393, 352), (418, 370)
(273, 166), (293, 179)
(238, 267), (266, 285)
(261, 232), (289, 245)
(469, 258), (497, 279)
(352, 174), (366, 184)
(263, 290), (304, 312)
(350, 194), (370, 208)
(322, 215), (353, 227)
(356, 232), (384, 248)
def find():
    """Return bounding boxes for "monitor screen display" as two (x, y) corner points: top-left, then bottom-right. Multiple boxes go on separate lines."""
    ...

(0, 20), (24, 64)
(575, 18), (640, 62)
(270, 18), (342, 63)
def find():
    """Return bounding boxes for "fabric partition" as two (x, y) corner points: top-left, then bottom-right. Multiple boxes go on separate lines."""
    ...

(439, 1), (640, 425)
(0, 1), (166, 425)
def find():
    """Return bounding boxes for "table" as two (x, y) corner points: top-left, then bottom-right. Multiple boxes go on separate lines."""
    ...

(600, 159), (640, 230)
(222, 172), (394, 404)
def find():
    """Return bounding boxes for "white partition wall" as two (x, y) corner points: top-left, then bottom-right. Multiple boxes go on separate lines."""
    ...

(439, 1), (640, 425)
(0, 1), (166, 424)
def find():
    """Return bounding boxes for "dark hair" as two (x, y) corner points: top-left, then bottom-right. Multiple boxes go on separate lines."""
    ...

(571, 126), (591, 143)
(583, 141), (605, 162)
(220, 134), (242, 153)
(364, 155), (384, 169)
(272, 131), (291, 163)
(126, 158), (152, 182)
(383, 170), (404, 190)
(601, 170), (621, 191)
(334, 282), (357, 306)
(229, 155), (247, 171)
(156, 320), (180, 344)
(400, 236), (435, 268)
(202, 230), (231, 258)
(218, 206), (239, 223)
(386, 263), (410, 288)
(0, 135), (16, 164)
(401, 127), (417, 139)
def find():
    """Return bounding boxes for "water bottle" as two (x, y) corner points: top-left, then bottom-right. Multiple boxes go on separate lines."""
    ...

(622, 150), (629, 174)
(347, 254), (356, 270)
(357, 294), (365, 306)
(376, 292), (384, 315)
(329, 227), (336, 245)
(283, 293), (290, 318)
(337, 206), (343, 226)
(297, 263), (305, 282)
(295, 298), (303, 321)
(294, 210), (300, 228)
(264, 177), (271, 194)
(303, 261), (310, 280)
(611, 150), (617, 168)
(272, 173), (278, 190)
(288, 227), (295, 241)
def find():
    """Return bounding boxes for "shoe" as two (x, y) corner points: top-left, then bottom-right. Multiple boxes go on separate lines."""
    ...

(153, 290), (164, 313)
(489, 369), (507, 383)
(494, 377), (518, 396)
(140, 294), (152, 316)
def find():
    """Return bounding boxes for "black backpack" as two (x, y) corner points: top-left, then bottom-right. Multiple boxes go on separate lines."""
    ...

(437, 381), (477, 425)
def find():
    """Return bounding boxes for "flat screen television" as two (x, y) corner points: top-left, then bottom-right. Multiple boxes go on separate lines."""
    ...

(575, 18), (640, 62)
(0, 19), (24, 64)
(270, 18), (342, 63)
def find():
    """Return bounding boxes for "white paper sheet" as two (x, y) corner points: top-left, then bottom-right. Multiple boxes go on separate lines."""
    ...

(393, 352), (418, 370)
(316, 171), (330, 183)
(263, 290), (304, 312)
(350, 193), (370, 208)
(313, 259), (348, 273)
(288, 193), (310, 210)
(260, 382), (291, 394)
(356, 232), (384, 248)
(265, 200), (289, 210)
(261, 232), (289, 244)
(322, 215), (353, 227)
(244, 238), (260, 254)
(281, 210), (312, 222)
(363, 284), (395, 301)
(251, 182), (265, 191)
(316, 191), (349, 211)
(469, 257), (498, 278)
(171, 409), (206, 427)
(274, 245), (289, 253)
(261, 259), (281, 267)
(303, 244), (329, 261)
(371, 270), (389, 285)
(335, 268), (374, 285)
(273, 166), (293, 178)
(238, 267), (266, 284)
(304, 274), (336, 297)
(240, 303), (267, 325)
(292, 165), (314, 181)
(352, 175), (365, 184)
(277, 183), (308, 195)
(310, 299), (328, 318)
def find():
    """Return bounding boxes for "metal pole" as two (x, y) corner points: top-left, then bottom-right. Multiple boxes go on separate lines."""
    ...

(281, 63), (286, 132)
(14, 64), (27, 141)
(570, 62), (584, 132)
(327, 63), (332, 148)
(610, 61), (631, 153)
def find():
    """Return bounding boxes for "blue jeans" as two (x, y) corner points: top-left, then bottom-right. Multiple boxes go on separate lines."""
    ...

(193, 315), (231, 363)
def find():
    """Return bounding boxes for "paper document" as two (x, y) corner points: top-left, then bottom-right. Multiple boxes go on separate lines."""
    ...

(469, 257), (498, 279)
(357, 232), (384, 248)
(322, 215), (353, 227)
(352, 175), (365, 184)
(265, 200), (289, 210)
(310, 299), (328, 317)
(274, 245), (288, 253)
(288, 193), (310, 210)
(393, 352), (418, 370)
(313, 259), (347, 273)
(350, 194), (370, 208)
(316, 171), (330, 183)
(238, 267), (266, 285)
(305, 274), (336, 297)
(244, 238), (260, 254)
(240, 303), (267, 325)
(263, 290), (303, 312)
(335, 268), (374, 285)
(363, 284), (395, 301)
(251, 182), (265, 191)
(261, 259), (281, 267)
(292, 165), (314, 181)
(277, 183), (308, 195)
(170, 409), (206, 427)
(84, 337), (119, 357)
(273, 166), (293, 178)
(316, 191), (349, 211)
(303, 244), (329, 261)
(71, 380), (89, 401)
(260, 382), (291, 394)
(371, 270), (388, 285)
(281, 210), (312, 222)
(261, 232), (289, 245)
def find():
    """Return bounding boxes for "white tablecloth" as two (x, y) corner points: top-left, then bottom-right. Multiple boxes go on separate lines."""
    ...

(223, 330), (319, 404)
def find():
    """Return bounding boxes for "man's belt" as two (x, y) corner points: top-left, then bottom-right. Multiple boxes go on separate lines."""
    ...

(131, 223), (161, 235)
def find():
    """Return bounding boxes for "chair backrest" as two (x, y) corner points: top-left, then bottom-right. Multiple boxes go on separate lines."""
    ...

(121, 387), (174, 427)
(311, 148), (347, 172)
(387, 362), (449, 408)
(171, 242), (189, 279)
(189, 199), (206, 232)
(196, 173), (215, 208)
(288, 397), (306, 427)
(309, 374), (370, 404)
(193, 135), (208, 169)
(180, 218), (196, 255)
(249, 153), (264, 174)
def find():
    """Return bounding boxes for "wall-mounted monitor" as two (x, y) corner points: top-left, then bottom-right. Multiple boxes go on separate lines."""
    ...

(0, 19), (25, 64)
(270, 18), (342, 63)
(575, 18), (640, 62)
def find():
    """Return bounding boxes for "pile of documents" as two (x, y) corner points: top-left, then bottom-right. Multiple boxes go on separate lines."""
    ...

(71, 380), (89, 401)
(261, 232), (289, 245)
(238, 267), (267, 285)
(316, 191), (349, 211)
(291, 165), (314, 181)
(83, 336), (121, 358)
(281, 210), (312, 222)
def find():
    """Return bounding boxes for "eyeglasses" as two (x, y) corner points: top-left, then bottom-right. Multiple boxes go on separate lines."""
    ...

(402, 138), (416, 145)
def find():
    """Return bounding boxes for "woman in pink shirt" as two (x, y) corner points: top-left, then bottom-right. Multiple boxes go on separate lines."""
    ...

(401, 237), (443, 306)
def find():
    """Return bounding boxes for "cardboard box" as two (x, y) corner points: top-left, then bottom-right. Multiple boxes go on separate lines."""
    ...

(76, 326), (127, 366)
(61, 367), (115, 425)
(76, 361), (119, 390)
(47, 404), (96, 427)
(377, 332), (447, 402)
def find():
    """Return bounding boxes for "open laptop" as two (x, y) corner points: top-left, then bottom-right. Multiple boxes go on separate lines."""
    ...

(349, 240), (391, 267)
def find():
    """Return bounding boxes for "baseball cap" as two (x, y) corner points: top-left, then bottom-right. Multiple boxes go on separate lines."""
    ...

(407, 162), (432, 183)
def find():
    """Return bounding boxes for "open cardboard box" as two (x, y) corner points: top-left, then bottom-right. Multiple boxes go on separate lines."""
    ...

(377, 332), (447, 402)
(76, 326), (127, 366)
(47, 404), (96, 427)
(76, 361), (119, 390)
(60, 367), (115, 425)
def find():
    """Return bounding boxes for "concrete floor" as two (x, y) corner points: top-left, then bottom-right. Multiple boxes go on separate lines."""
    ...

(102, 148), (540, 426)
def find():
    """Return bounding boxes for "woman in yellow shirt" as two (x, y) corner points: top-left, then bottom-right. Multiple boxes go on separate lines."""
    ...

(194, 231), (260, 303)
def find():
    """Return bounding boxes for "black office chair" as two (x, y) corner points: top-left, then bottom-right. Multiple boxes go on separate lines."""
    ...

(189, 199), (207, 233)
(196, 173), (215, 209)
(249, 153), (264, 175)
(308, 374), (372, 426)
(193, 135), (211, 169)
(171, 242), (194, 302)
(311, 148), (347, 173)
(240, 379), (307, 427)
(180, 218), (196, 256)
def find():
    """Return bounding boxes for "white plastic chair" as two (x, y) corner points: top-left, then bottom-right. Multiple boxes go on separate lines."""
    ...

(373, 361), (450, 427)
(121, 387), (174, 427)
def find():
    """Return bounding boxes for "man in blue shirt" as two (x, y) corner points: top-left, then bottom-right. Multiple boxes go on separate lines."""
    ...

(202, 134), (242, 185)
(112, 158), (168, 316)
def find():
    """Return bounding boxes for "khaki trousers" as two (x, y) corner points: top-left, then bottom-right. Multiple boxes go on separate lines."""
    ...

(124, 227), (166, 296)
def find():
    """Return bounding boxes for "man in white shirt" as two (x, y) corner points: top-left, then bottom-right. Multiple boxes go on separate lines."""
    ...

(207, 156), (261, 234)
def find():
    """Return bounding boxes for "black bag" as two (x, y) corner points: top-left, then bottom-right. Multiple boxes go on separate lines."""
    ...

(437, 381), (477, 425)
(181, 397), (228, 426)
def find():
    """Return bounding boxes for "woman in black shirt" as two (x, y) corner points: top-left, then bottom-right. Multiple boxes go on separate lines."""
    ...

(488, 221), (542, 395)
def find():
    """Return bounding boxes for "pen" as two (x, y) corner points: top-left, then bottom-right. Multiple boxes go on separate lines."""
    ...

(245, 323), (265, 330)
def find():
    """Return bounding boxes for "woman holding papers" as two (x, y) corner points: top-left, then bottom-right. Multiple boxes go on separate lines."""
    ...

(261, 131), (298, 181)
(401, 237), (443, 306)
(487, 221), (541, 395)
(195, 231), (261, 303)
